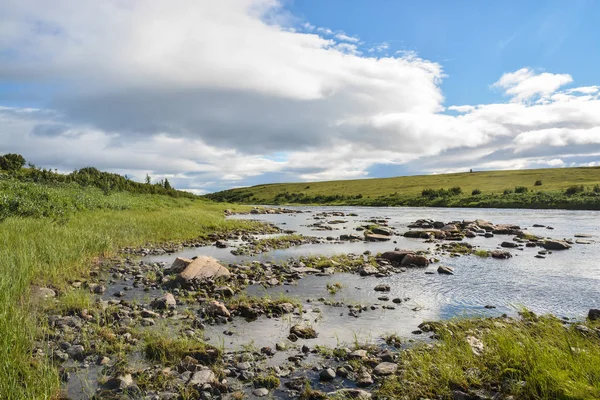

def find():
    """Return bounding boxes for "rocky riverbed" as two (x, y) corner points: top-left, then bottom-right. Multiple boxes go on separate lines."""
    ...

(32, 206), (600, 399)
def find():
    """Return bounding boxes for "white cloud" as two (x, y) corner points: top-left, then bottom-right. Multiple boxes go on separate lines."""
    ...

(0, 1), (599, 192)
(492, 68), (573, 103)
(335, 33), (359, 43)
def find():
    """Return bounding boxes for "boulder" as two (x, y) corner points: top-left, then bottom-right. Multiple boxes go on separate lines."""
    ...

(151, 293), (176, 309)
(543, 240), (571, 250)
(437, 266), (454, 275)
(319, 368), (336, 381)
(359, 265), (379, 276)
(380, 251), (412, 263)
(588, 309), (600, 321)
(364, 231), (391, 242)
(188, 369), (215, 387)
(490, 250), (512, 259)
(206, 300), (230, 318)
(374, 284), (391, 292)
(501, 241), (519, 248)
(170, 257), (193, 273)
(290, 324), (318, 339)
(177, 256), (231, 283)
(277, 303), (295, 314)
(373, 362), (397, 376)
(348, 349), (368, 360)
(401, 254), (429, 267)
(371, 226), (393, 236)
(30, 286), (56, 301)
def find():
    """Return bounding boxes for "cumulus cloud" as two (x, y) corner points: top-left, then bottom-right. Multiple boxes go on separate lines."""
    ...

(492, 68), (573, 103)
(0, 0), (599, 193)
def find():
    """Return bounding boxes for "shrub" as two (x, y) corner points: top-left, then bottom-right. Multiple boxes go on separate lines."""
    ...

(514, 186), (529, 194)
(471, 189), (482, 196)
(535, 180), (543, 186)
(422, 189), (437, 198)
(449, 186), (462, 195)
(593, 185), (600, 194)
(0, 153), (26, 172)
(565, 185), (585, 195)
(503, 189), (513, 195)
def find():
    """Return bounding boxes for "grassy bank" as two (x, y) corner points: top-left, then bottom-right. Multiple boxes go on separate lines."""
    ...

(206, 166), (600, 209)
(377, 312), (600, 399)
(0, 182), (261, 398)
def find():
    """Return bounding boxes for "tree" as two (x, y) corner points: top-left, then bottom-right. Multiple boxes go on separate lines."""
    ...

(145, 174), (152, 184)
(163, 178), (172, 190)
(0, 153), (26, 172)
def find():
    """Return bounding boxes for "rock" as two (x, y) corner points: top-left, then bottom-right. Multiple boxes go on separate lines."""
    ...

(374, 284), (390, 292)
(214, 286), (235, 297)
(380, 251), (412, 263)
(319, 368), (336, 381)
(401, 254), (429, 267)
(177, 256), (231, 283)
(501, 241), (519, 248)
(359, 266), (379, 276)
(93, 285), (106, 294)
(576, 239), (593, 244)
(151, 293), (176, 310)
(392, 298), (402, 304)
(437, 266), (454, 275)
(588, 309), (600, 321)
(329, 389), (372, 399)
(31, 286), (56, 301)
(348, 349), (368, 360)
(466, 336), (484, 356)
(116, 374), (134, 390)
(170, 257), (193, 273)
(141, 318), (155, 326)
(66, 345), (85, 361)
(543, 240), (571, 250)
(252, 388), (269, 397)
(277, 303), (295, 314)
(490, 250), (512, 259)
(236, 362), (251, 371)
(364, 231), (391, 241)
(356, 370), (373, 387)
(275, 342), (287, 351)
(371, 226), (393, 236)
(215, 240), (228, 248)
(290, 324), (318, 339)
(206, 301), (230, 318)
(373, 362), (397, 376)
(188, 370), (215, 387)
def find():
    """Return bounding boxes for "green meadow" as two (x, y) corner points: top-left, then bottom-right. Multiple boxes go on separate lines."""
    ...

(206, 166), (600, 209)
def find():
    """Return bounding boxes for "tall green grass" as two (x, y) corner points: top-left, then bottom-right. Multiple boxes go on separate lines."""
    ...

(0, 201), (259, 399)
(378, 314), (600, 399)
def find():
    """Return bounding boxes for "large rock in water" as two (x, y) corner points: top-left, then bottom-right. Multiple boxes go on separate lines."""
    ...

(380, 251), (412, 263)
(543, 239), (571, 250)
(176, 256), (231, 283)
(364, 231), (391, 241)
(401, 254), (429, 267)
(371, 226), (393, 236)
(588, 309), (600, 321)
(170, 257), (193, 273)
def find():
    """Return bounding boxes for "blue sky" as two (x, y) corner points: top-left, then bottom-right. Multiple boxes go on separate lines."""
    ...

(0, 0), (599, 193)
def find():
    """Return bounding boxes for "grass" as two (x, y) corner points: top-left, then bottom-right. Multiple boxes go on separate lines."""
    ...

(206, 166), (600, 210)
(377, 313), (600, 399)
(144, 334), (221, 366)
(326, 282), (343, 295)
(0, 193), (259, 398)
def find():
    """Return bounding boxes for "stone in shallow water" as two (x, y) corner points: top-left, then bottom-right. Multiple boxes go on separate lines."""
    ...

(319, 368), (336, 381)
(373, 362), (397, 376)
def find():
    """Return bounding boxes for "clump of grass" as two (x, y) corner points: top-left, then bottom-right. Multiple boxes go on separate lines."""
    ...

(514, 186), (529, 194)
(253, 374), (280, 389)
(471, 189), (482, 195)
(326, 282), (343, 295)
(144, 334), (221, 366)
(377, 313), (600, 399)
(53, 289), (94, 315)
(473, 250), (490, 258)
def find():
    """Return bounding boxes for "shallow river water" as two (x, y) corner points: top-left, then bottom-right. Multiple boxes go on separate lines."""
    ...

(142, 206), (600, 350)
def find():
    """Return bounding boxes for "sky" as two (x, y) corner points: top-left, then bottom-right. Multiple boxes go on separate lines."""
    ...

(1, 0), (599, 194)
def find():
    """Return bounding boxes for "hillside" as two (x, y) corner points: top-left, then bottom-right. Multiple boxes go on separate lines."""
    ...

(206, 166), (600, 209)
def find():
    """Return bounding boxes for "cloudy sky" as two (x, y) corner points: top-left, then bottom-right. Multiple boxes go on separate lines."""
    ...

(1, 0), (599, 194)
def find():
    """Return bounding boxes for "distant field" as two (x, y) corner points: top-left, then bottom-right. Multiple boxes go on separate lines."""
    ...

(206, 166), (600, 209)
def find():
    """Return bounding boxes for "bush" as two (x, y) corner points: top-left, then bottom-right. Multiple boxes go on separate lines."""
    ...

(503, 189), (513, 195)
(565, 185), (585, 195)
(535, 180), (543, 186)
(471, 189), (482, 195)
(514, 186), (529, 194)
(593, 185), (600, 194)
(449, 186), (462, 195)
(0, 153), (26, 172)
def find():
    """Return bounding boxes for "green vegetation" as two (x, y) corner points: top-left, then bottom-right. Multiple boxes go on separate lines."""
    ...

(377, 313), (600, 399)
(0, 164), (261, 398)
(326, 282), (343, 295)
(144, 334), (221, 366)
(206, 166), (600, 210)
